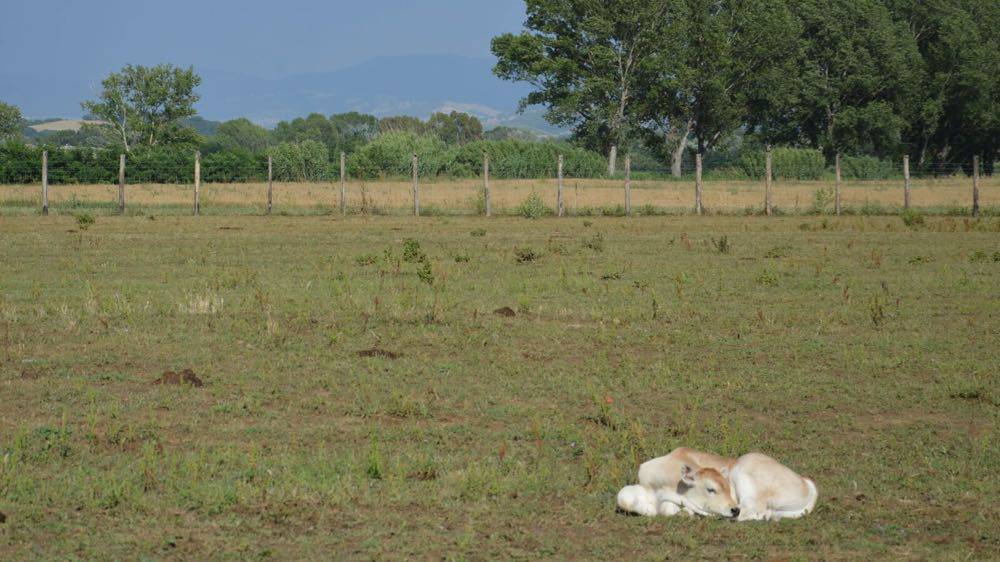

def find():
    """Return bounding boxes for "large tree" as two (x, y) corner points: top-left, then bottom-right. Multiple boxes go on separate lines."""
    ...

(329, 112), (379, 153)
(379, 116), (427, 135)
(762, 0), (921, 159)
(492, 0), (671, 155)
(655, 0), (801, 157)
(82, 64), (201, 152)
(0, 101), (23, 140)
(273, 112), (379, 157)
(887, 0), (999, 167)
(215, 118), (270, 153)
(427, 111), (483, 145)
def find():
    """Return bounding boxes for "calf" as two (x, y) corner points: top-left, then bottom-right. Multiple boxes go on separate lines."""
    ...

(617, 448), (817, 521)
(728, 452), (818, 521)
(617, 447), (740, 518)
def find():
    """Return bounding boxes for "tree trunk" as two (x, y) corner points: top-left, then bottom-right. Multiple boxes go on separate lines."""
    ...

(670, 118), (692, 177)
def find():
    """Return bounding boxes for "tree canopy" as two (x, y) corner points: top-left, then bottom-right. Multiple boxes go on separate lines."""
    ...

(81, 64), (202, 152)
(427, 111), (484, 145)
(0, 101), (23, 140)
(493, 0), (999, 168)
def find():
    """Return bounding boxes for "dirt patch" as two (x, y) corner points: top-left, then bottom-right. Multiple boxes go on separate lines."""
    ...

(357, 348), (401, 360)
(0, 510), (6, 524)
(494, 306), (516, 318)
(218, 226), (243, 231)
(20, 369), (42, 380)
(153, 369), (204, 387)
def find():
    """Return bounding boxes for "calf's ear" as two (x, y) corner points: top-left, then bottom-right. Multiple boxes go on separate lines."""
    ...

(680, 465), (696, 486)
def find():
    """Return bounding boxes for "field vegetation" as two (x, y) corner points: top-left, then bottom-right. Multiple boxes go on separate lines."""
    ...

(1, 214), (997, 559)
(1, 177), (996, 218)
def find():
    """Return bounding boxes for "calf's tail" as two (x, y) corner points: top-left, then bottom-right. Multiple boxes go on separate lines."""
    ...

(803, 477), (819, 514)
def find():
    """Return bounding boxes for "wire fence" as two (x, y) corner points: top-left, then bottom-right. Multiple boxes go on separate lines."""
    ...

(0, 151), (994, 218)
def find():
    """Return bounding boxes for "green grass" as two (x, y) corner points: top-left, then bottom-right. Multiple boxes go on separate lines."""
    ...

(0, 215), (997, 560)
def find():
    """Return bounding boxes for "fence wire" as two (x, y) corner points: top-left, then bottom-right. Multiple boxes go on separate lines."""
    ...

(0, 152), (994, 217)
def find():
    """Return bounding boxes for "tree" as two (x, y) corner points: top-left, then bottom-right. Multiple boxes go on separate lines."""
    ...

(763, 0), (920, 159)
(887, 0), (999, 167)
(492, 0), (671, 155)
(269, 140), (329, 182)
(81, 64), (202, 152)
(272, 112), (380, 158)
(649, 0), (801, 158)
(216, 118), (270, 153)
(329, 112), (379, 152)
(484, 126), (547, 142)
(0, 101), (22, 140)
(427, 111), (483, 145)
(379, 116), (427, 135)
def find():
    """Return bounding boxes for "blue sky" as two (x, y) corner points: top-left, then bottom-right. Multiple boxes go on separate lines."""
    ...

(0, 0), (527, 79)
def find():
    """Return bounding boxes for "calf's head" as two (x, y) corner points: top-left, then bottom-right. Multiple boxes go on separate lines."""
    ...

(679, 465), (739, 518)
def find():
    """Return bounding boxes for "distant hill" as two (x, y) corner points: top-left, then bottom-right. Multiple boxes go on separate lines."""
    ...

(29, 119), (105, 132)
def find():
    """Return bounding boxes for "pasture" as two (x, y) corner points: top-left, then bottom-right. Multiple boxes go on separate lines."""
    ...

(0, 213), (997, 559)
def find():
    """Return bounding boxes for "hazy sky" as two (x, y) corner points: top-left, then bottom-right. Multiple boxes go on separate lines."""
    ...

(0, 0), (527, 79)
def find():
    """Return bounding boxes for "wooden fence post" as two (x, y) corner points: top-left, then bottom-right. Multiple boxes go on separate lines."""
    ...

(625, 154), (632, 217)
(608, 145), (617, 177)
(412, 153), (419, 216)
(340, 152), (346, 216)
(117, 154), (126, 215)
(765, 146), (773, 216)
(41, 150), (48, 216)
(903, 155), (911, 210)
(972, 155), (980, 218)
(483, 154), (491, 217)
(557, 154), (564, 217)
(267, 155), (273, 215)
(835, 153), (842, 215)
(193, 150), (201, 216)
(695, 152), (703, 215)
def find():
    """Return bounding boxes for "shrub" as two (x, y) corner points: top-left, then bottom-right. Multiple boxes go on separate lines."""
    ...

(202, 150), (266, 182)
(901, 209), (925, 227)
(810, 187), (835, 214)
(738, 148), (826, 180)
(514, 247), (541, 263)
(269, 140), (329, 181)
(446, 139), (605, 179)
(402, 238), (425, 263)
(347, 132), (449, 179)
(516, 192), (552, 219)
(842, 155), (898, 180)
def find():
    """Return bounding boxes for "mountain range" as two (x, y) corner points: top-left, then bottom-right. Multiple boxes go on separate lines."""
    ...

(1, 55), (563, 134)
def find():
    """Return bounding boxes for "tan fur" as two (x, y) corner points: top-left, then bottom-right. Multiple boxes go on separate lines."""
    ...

(619, 447), (740, 518)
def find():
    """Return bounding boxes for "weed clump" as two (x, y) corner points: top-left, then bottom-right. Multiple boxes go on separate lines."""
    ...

(582, 233), (605, 252)
(901, 209), (926, 228)
(355, 253), (378, 267)
(516, 192), (552, 219)
(810, 187), (834, 214)
(74, 213), (95, 230)
(403, 238), (425, 263)
(514, 247), (541, 263)
(712, 235), (732, 254)
(764, 245), (792, 259)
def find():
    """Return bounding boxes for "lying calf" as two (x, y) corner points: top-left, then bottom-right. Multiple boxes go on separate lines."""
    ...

(728, 452), (818, 521)
(617, 447), (740, 518)
(617, 448), (817, 521)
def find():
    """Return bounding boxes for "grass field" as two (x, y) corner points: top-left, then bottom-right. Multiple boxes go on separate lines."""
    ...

(1, 176), (997, 216)
(0, 214), (997, 560)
